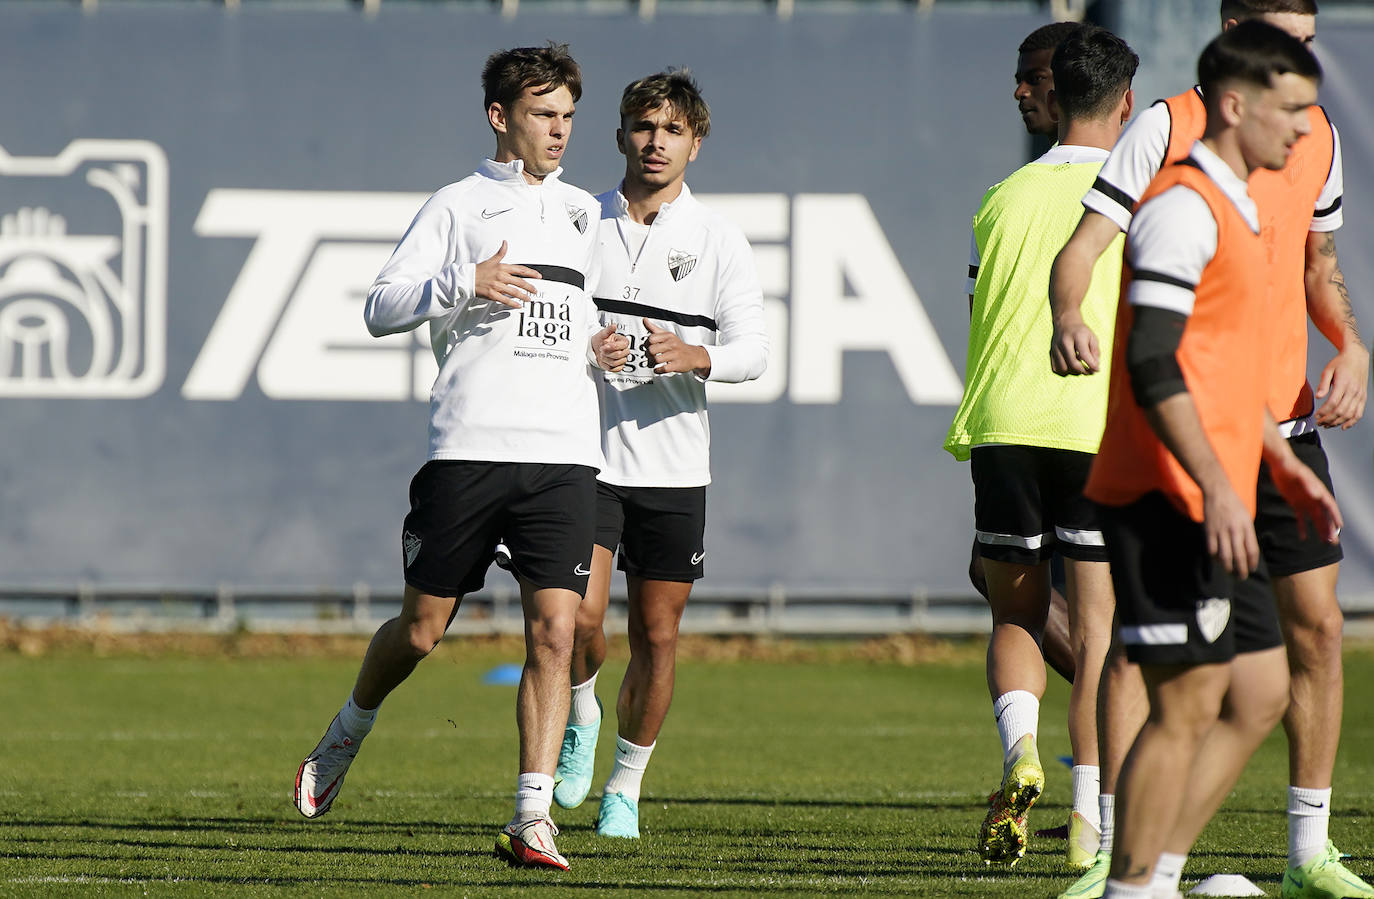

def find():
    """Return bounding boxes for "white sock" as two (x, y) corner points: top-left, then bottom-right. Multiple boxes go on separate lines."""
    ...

(1072, 765), (1102, 830)
(336, 693), (377, 741)
(1149, 851), (1186, 895)
(569, 673), (601, 726)
(1099, 793), (1116, 853)
(514, 772), (554, 822)
(992, 690), (1040, 759)
(603, 736), (654, 802)
(1288, 785), (1332, 867)
(1102, 880), (1152, 899)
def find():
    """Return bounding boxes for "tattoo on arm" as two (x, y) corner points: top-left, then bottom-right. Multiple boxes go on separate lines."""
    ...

(1316, 233), (1362, 344)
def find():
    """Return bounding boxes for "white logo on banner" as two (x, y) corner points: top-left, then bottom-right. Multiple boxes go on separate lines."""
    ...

(0, 141), (168, 397)
(185, 190), (963, 406)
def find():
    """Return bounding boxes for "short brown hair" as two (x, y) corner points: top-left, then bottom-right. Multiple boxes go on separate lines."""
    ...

(482, 41), (582, 111)
(1220, 0), (1318, 20)
(619, 69), (711, 139)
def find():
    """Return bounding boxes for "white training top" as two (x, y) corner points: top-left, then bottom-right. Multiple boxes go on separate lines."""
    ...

(364, 158), (604, 468)
(1084, 90), (1343, 233)
(593, 183), (769, 487)
(1127, 142), (1259, 316)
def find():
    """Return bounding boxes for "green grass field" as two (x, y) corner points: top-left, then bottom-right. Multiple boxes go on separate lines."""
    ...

(0, 636), (1371, 896)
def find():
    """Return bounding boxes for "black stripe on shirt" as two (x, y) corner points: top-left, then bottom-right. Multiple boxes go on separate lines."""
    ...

(528, 264), (585, 290)
(594, 297), (719, 331)
(968, 264), (978, 280)
(1315, 195), (1342, 219)
(1091, 176), (1136, 213)
(1176, 157), (1203, 172)
(1133, 269), (1196, 291)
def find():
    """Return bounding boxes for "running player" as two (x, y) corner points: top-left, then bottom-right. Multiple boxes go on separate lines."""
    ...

(547, 70), (768, 840)
(1050, 2), (1370, 896)
(944, 25), (1138, 868)
(291, 42), (630, 873)
(1087, 23), (1341, 898)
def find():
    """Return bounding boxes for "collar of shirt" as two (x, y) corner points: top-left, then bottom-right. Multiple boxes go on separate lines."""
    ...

(1185, 140), (1260, 233)
(478, 157), (563, 186)
(1034, 144), (1110, 165)
(612, 181), (696, 225)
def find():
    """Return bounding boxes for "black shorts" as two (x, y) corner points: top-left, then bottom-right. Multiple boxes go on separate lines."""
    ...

(1256, 430), (1343, 576)
(1100, 491), (1282, 666)
(595, 482), (706, 582)
(400, 461), (597, 596)
(970, 445), (1110, 565)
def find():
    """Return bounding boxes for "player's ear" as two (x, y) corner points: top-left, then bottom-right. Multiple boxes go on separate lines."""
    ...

(1047, 88), (1061, 123)
(615, 128), (626, 154)
(688, 134), (701, 164)
(489, 102), (508, 134)
(1120, 88), (1135, 124)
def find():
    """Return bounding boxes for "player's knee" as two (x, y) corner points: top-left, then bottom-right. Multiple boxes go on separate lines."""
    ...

(528, 609), (577, 659)
(1285, 606), (1344, 666)
(402, 620), (446, 658)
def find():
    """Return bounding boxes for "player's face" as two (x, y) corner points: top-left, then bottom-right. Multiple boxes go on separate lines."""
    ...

(1014, 48), (1057, 137)
(1238, 72), (1317, 172)
(1258, 12), (1316, 45)
(617, 104), (701, 192)
(491, 84), (575, 182)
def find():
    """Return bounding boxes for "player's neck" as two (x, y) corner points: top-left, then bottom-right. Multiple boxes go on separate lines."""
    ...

(622, 176), (685, 225)
(1058, 118), (1124, 152)
(1201, 132), (1252, 180)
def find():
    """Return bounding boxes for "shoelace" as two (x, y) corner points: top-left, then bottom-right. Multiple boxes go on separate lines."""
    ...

(560, 729), (579, 757)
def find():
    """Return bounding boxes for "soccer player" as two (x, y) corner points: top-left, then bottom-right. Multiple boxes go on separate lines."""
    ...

(548, 70), (768, 839)
(1084, 23), (1342, 899)
(944, 26), (1138, 867)
(1050, 2), (1370, 895)
(291, 42), (630, 873)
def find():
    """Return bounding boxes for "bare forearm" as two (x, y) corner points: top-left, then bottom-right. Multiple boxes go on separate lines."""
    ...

(1143, 393), (1230, 497)
(1305, 231), (1364, 351)
(1050, 211), (1121, 325)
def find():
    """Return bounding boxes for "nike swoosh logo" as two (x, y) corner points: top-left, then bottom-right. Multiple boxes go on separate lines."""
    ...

(574, 564), (591, 576)
(691, 552), (705, 565)
(481, 207), (513, 219)
(1297, 799), (1326, 809)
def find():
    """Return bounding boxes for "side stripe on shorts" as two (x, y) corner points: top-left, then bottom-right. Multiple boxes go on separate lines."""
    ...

(1121, 624), (1188, 646)
(976, 530), (1052, 550)
(1054, 526), (1106, 547)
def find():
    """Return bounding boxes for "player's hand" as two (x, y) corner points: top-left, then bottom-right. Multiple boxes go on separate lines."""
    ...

(474, 241), (541, 309)
(1313, 343), (1369, 429)
(1202, 485), (1260, 577)
(593, 323), (631, 372)
(1050, 313), (1101, 376)
(1268, 453), (1343, 545)
(643, 318), (710, 375)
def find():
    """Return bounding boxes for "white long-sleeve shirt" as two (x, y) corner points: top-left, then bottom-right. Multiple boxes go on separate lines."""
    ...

(593, 183), (768, 487)
(365, 158), (603, 468)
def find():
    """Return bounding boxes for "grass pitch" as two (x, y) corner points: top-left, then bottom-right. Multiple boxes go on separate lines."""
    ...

(0, 635), (1371, 896)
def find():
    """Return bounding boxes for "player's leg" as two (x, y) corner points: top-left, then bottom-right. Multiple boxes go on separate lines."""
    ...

(495, 463), (596, 871)
(971, 537), (1077, 683)
(294, 460), (493, 820)
(1057, 640), (1147, 899)
(1152, 644), (1288, 896)
(1107, 660), (1230, 890)
(972, 446), (1053, 865)
(1053, 447), (1114, 868)
(595, 486), (704, 839)
(554, 483), (625, 809)
(1258, 432), (1370, 895)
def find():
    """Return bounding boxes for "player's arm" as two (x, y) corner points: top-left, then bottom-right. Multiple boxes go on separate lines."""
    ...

(1131, 307), (1258, 577)
(1304, 229), (1368, 429)
(1050, 102), (1171, 376)
(1260, 406), (1343, 543)
(662, 226), (768, 382)
(365, 196), (539, 336)
(1048, 211), (1123, 375)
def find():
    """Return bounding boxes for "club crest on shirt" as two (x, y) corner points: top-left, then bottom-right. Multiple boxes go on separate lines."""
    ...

(565, 203), (588, 234)
(668, 248), (698, 282)
(1195, 597), (1230, 644)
